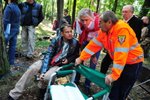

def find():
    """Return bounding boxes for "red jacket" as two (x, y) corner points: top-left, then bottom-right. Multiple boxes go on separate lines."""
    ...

(73, 14), (100, 45)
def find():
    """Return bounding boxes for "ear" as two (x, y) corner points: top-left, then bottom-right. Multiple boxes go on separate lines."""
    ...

(61, 32), (64, 36)
(108, 20), (112, 24)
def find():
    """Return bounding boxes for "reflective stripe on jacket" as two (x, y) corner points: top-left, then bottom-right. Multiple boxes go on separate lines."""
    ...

(80, 20), (144, 80)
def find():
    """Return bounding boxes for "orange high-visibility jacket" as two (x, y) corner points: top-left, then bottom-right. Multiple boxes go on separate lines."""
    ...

(80, 20), (144, 81)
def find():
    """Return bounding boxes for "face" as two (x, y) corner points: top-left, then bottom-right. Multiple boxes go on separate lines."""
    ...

(64, 11), (67, 16)
(142, 17), (149, 24)
(61, 26), (73, 40)
(122, 6), (133, 21)
(99, 19), (112, 33)
(80, 15), (92, 28)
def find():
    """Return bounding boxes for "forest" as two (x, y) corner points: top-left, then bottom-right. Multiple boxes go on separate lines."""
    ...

(0, 0), (150, 100)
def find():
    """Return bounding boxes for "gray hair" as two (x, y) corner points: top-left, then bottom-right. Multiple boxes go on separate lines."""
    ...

(78, 8), (94, 19)
(100, 11), (118, 24)
(123, 5), (134, 13)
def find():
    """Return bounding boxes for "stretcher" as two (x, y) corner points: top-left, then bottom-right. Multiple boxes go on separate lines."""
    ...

(44, 63), (111, 100)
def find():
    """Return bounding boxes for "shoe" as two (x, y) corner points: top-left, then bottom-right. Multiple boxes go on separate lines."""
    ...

(26, 54), (34, 59)
(10, 65), (20, 72)
(8, 95), (14, 100)
(38, 88), (46, 100)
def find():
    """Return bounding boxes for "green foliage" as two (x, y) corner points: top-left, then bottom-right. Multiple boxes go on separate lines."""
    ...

(144, 57), (150, 66)
(35, 40), (50, 48)
(2, 0), (146, 20)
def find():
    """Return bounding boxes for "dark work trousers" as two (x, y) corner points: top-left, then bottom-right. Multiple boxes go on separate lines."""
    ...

(100, 53), (112, 74)
(109, 62), (143, 100)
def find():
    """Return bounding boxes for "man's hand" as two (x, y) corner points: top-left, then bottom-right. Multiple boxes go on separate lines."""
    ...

(105, 74), (114, 86)
(75, 57), (82, 66)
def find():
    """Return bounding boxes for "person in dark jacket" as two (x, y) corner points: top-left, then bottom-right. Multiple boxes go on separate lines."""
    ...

(141, 16), (150, 58)
(19, 0), (44, 59)
(8, 24), (80, 100)
(122, 5), (143, 42)
(63, 9), (71, 24)
(3, 0), (21, 67)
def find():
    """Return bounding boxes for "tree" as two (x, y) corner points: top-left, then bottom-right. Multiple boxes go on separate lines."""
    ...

(71, 0), (76, 25)
(0, 0), (10, 78)
(96, 0), (100, 13)
(112, 0), (118, 13)
(57, 0), (64, 27)
(139, 0), (150, 17)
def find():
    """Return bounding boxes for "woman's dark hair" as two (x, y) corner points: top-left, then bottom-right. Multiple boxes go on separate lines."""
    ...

(60, 23), (72, 32)
(12, 0), (19, 3)
(64, 9), (68, 13)
(5, 0), (19, 3)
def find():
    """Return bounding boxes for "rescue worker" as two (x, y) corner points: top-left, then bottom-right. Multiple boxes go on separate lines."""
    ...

(141, 16), (150, 58)
(75, 11), (144, 100)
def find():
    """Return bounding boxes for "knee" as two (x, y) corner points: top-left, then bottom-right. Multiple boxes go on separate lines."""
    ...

(28, 60), (42, 73)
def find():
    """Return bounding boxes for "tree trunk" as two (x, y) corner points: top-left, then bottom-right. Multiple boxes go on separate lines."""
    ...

(0, 0), (10, 77)
(139, 0), (150, 17)
(51, 0), (54, 22)
(112, 0), (118, 13)
(96, 0), (100, 13)
(57, 0), (64, 27)
(71, 0), (77, 25)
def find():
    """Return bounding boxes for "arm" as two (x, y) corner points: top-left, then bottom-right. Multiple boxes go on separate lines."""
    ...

(106, 29), (130, 85)
(76, 32), (103, 65)
(40, 38), (57, 74)
(3, 5), (11, 31)
(38, 4), (44, 24)
(3, 5), (11, 39)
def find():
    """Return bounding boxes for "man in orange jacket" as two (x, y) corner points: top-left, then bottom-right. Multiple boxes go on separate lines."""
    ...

(75, 11), (144, 100)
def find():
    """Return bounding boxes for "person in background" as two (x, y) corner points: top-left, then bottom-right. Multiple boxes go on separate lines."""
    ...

(73, 8), (101, 94)
(63, 9), (71, 24)
(8, 24), (80, 100)
(122, 5), (142, 42)
(141, 16), (150, 58)
(19, 0), (44, 59)
(75, 11), (144, 100)
(3, 0), (21, 68)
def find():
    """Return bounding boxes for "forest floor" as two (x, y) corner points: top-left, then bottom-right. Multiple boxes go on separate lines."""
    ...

(0, 20), (150, 100)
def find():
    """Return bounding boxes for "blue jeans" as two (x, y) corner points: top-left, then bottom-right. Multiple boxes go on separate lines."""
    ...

(5, 32), (18, 65)
(109, 62), (143, 100)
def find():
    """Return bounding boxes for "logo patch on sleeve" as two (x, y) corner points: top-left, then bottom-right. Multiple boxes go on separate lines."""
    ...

(118, 35), (126, 44)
